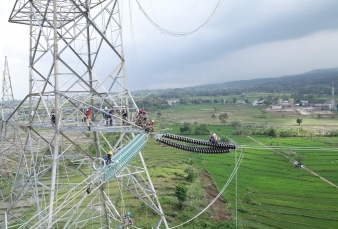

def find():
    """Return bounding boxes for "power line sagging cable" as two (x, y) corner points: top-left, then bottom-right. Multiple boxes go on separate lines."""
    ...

(135, 0), (225, 37)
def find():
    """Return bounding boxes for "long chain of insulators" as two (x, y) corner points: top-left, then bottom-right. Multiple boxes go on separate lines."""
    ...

(156, 133), (236, 154)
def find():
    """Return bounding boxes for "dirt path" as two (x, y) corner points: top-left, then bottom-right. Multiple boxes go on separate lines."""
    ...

(200, 169), (231, 221)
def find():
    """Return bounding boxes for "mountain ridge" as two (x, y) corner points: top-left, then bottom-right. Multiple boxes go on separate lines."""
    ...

(191, 67), (338, 89)
(133, 68), (338, 95)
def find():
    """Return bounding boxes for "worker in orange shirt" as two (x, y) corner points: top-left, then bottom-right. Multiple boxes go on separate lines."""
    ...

(85, 108), (91, 130)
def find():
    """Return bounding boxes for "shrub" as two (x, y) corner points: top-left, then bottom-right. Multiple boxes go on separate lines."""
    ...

(195, 124), (209, 135)
(175, 184), (188, 209)
(185, 166), (198, 182)
(180, 122), (192, 134)
(230, 120), (242, 127)
(243, 190), (254, 204)
(267, 128), (278, 137)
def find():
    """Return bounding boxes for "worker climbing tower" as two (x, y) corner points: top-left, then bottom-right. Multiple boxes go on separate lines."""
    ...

(4, 1), (168, 228)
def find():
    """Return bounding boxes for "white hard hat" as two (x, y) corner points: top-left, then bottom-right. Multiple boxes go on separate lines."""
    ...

(105, 107), (108, 109)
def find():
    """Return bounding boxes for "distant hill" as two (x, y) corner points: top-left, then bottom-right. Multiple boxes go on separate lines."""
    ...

(133, 68), (338, 97)
(192, 68), (338, 90)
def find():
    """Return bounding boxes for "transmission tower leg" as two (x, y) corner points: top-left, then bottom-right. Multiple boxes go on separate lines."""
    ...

(139, 152), (169, 229)
(4, 212), (7, 229)
(6, 0), (160, 227)
(48, 0), (61, 226)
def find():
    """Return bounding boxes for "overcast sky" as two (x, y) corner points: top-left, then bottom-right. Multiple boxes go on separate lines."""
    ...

(1, 0), (338, 99)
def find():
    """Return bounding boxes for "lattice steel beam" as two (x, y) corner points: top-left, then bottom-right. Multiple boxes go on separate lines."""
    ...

(3, 1), (168, 229)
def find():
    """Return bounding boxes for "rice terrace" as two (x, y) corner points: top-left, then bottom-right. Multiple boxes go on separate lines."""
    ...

(147, 102), (338, 229)
(1, 1), (338, 229)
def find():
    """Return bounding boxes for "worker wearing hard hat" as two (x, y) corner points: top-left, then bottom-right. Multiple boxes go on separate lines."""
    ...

(210, 133), (218, 144)
(103, 151), (113, 166)
(120, 211), (133, 228)
(144, 120), (154, 133)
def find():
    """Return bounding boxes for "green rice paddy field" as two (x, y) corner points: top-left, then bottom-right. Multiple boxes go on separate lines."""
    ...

(145, 125), (338, 229)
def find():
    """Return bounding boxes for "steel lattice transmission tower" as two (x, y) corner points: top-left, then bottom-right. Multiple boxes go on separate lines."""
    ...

(3, 1), (168, 228)
(0, 56), (22, 182)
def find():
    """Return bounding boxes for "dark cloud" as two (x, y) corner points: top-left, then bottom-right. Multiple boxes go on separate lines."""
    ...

(2, 1), (338, 95)
(124, 0), (338, 90)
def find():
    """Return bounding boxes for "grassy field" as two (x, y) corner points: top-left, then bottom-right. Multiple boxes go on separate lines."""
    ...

(137, 136), (238, 229)
(145, 103), (338, 228)
(153, 104), (338, 133)
(149, 123), (338, 229)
